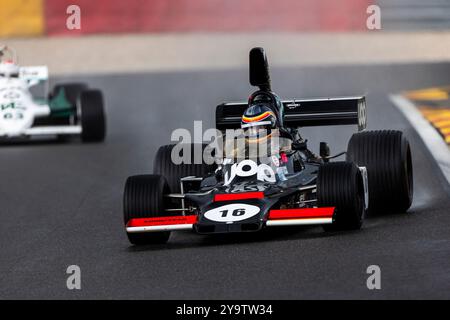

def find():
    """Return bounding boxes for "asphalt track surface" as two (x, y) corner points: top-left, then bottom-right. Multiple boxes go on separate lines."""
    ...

(1, 62), (450, 299)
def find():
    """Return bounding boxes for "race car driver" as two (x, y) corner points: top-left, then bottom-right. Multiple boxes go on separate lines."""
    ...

(240, 90), (321, 165)
(0, 46), (20, 80)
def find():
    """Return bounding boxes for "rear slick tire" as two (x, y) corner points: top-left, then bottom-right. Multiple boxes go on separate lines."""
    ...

(347, 130), (413, 214)
(153, 144), (215, 193)
(80, 90), (106, 143)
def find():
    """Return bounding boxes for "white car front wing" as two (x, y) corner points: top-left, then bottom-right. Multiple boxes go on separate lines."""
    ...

(0, 125), (82, 138)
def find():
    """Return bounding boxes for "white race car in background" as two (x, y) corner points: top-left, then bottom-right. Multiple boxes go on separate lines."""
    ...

(0, 46), (105, 142)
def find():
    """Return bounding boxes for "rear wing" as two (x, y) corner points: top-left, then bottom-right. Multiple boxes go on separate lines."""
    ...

(19, 66), (49, 85)
(216, 96), (367, 131)
(19, 66), (49, 97)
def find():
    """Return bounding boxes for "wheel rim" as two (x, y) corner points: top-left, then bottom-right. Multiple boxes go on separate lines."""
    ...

(357, 172), (365, 223)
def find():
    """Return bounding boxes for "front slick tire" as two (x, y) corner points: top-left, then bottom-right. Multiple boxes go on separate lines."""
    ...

(124, 175), (170, 245)
(317, 162), (366, 231)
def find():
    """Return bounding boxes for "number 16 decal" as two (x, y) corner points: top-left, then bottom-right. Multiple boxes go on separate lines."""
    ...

(205, 204), (260, 222)
(220, 208), (246, 218)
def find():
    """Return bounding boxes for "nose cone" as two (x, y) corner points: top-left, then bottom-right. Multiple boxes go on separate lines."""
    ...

(195, 197), (274, 234)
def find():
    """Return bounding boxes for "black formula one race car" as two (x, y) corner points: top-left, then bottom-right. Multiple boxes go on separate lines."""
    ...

(123, 47), (413, 245)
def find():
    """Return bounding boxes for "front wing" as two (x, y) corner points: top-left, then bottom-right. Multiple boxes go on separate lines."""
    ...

(0, 125), (82, 138)
(126, 207), (335, 234)
(25, 125), (82, 136)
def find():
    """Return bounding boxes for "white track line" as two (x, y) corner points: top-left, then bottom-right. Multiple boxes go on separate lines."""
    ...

(390, 94), (450, 185)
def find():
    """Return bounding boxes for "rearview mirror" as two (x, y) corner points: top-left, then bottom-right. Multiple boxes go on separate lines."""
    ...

(249, 47), (271, 91)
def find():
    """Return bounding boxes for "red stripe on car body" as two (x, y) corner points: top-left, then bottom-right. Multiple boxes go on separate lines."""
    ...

(269, 207), (335, 220)
(214, 192), (264, 202)
(126, 215), (197, 227)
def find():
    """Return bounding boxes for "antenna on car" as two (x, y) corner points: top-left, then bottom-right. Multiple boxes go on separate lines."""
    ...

(249, 47), (271, 92)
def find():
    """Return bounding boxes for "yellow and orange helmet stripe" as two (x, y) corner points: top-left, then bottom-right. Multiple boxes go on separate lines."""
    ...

(242, 111), (275, 124)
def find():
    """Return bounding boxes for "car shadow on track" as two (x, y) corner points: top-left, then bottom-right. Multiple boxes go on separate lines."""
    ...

(125, 226), (361, 252)
(0, 138), (80, 146)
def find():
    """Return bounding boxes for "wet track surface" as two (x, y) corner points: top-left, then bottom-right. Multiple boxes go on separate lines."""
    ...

(1, 63), (450, 299)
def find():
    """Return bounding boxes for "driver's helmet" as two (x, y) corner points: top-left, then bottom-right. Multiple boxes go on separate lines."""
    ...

(241, 104), (277, 142)
(0, 61), (20, 79)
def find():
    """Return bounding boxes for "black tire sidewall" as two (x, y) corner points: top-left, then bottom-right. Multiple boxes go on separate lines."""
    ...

(347, 130), (413, 213)
(123, 175), (171, 245)
(318, 162), (365, 230)
(399, 136), (413, 210)
(153, 144), (215, 193)
(80, 90), (106, 142)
